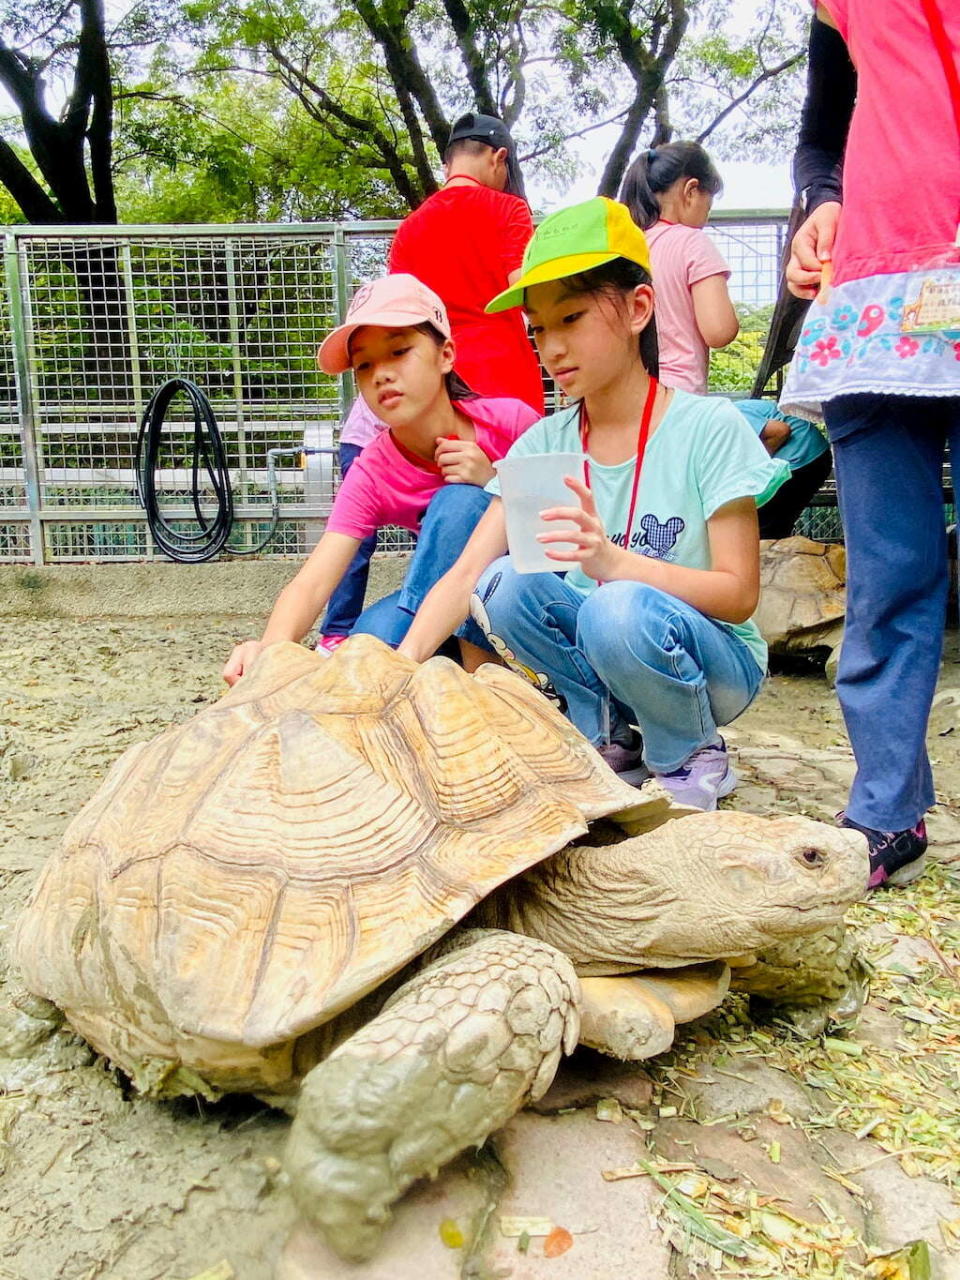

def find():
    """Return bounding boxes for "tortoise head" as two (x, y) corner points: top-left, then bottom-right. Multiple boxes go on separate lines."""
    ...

(668, 812), (868, 948)
(504, 810), (868, 971)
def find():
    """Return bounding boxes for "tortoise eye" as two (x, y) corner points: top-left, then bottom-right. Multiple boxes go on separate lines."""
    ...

(797, 847), (826, 868)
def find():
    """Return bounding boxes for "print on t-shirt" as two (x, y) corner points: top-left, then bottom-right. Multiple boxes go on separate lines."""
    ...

(609, 513), (686, 558)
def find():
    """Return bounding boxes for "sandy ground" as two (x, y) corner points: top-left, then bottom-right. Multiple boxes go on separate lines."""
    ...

(0, 564), (958, 1280)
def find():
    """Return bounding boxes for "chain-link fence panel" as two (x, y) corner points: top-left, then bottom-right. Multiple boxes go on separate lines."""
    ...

(3, 212), (835, 565)
(5, 226), (345, 560)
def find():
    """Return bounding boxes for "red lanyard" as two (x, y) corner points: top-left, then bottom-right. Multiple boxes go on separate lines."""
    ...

(579, 376), (658, 579)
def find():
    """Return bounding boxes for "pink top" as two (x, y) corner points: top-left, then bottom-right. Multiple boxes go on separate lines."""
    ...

(327, 396), (538, 539)
(822, 0), (960, 285)
(339, 396), (385, 449)
(645, 222), (731, 394)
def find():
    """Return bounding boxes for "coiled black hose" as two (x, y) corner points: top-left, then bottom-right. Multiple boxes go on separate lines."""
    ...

(135, 377), (278, 562)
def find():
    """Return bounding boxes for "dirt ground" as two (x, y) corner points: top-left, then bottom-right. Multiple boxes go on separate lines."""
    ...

(1, 563), (958, 1280)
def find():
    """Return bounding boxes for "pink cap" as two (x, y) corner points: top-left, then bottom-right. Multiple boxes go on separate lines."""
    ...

(317, 274), (451, 374)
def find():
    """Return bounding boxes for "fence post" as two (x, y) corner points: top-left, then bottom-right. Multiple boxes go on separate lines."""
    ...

(120, 242), (145, 424)
(224, 237), (249, 506)
(332, 227), (354, 420)
(4, 232), (44, 565)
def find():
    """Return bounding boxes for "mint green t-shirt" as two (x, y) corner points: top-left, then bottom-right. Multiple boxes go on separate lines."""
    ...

(486, 390), (789, 670)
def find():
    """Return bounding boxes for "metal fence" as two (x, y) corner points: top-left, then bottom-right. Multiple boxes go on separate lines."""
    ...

(1, 212), (792, 565)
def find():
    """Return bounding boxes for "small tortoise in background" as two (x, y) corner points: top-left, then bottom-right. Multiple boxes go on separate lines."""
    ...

(14, 637), (868, 1262)
(755, 535), (846, 681)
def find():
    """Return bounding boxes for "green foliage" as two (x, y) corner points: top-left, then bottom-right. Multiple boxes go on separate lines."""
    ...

(1, 0), (808, 223)
(0, 183), (25, 225)
(707, 306), (773, 395)
(670, 0), (807, 159)
(114, 75), (407, 223)
(691, 35), (760, 81)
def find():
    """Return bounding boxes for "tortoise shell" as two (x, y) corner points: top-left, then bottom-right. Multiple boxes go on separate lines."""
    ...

(756, 535), (846, 651)
(15, 637), (639, 1090)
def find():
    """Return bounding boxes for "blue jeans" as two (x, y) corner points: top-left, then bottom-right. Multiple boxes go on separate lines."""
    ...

(472, 558), (763, 772)
(824, 393), (960, 830)
(353, 483), (493, 649)
(321, 442), (379, 637)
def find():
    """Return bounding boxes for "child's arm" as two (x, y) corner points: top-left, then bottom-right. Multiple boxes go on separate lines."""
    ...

(690, 275), (740, 349)
(398, 500), (509, 662)
(222, 530), (360, 684)
(540, 478), (759, 624)
(759, 415), (792, 455)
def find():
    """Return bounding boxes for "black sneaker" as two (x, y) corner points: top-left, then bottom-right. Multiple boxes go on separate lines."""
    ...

(838, 812), (928, 889)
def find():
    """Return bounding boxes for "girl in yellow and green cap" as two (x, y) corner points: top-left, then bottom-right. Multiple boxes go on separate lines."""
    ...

(398, 197), (788, 812)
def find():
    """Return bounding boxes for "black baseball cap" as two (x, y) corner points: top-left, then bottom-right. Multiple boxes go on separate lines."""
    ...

(446, 112), (527, 199)
(448, 112), (514, 152)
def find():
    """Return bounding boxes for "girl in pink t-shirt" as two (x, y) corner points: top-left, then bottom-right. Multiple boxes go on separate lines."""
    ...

(619, 142), (739, 394)
(223, 275), (537, 685)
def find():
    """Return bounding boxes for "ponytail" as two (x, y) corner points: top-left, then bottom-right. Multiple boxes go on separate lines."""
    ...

(619, 141), (723, 230)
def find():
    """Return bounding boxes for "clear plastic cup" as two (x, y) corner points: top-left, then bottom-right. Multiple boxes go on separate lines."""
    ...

(494, 452), (585, 574)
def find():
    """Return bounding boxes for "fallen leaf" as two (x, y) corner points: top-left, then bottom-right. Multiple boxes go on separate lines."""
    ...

(596, 1097), (623, 1124)
(184, 1264), (234, 1280)
(439, 1218), (464, 1249)
(866, 1239), (932, 1280)
(543, 1226), (574, 1258)
(500, 1215), (554, 1238)
(824, 1036), (864, 1056)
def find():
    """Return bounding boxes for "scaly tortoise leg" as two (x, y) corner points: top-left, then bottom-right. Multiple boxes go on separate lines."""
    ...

(730, 923), (869, 1036)
(284, 929), (579, 1263)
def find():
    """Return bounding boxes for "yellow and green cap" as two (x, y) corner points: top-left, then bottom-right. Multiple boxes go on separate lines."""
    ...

(486, 197), (652, 314)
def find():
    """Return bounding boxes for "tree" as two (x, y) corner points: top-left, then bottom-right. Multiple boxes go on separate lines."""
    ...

(0, 0), (116, 223)
(0, 0), (183, 390)
(0, 0), (808, 227)
(113, 74), (409, 223)
(183, 0), (807, 212)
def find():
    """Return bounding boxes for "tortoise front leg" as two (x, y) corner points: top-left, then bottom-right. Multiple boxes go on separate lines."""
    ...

(731, 923), (869, 1034)
(284, 930), (579, 1263)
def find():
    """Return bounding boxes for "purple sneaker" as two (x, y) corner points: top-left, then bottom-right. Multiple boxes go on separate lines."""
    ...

(597, 738), (650, 787)
(838, 812), (928, 889)
(654, 739), (737, 811)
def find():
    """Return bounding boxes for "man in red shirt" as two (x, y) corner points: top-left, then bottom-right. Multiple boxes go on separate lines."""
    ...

(388, 112), (544, 415)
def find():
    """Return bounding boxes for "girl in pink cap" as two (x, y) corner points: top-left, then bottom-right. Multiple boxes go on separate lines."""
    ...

(222, 275), (537, 685)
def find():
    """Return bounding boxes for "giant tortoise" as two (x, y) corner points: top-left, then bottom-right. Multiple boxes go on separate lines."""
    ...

(756, 535), (846, 681)
(14, 636), (867, 1261)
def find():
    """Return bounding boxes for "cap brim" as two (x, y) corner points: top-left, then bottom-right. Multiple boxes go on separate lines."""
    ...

(317, 307), (447, 374)
(485, 251), (622, 314)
